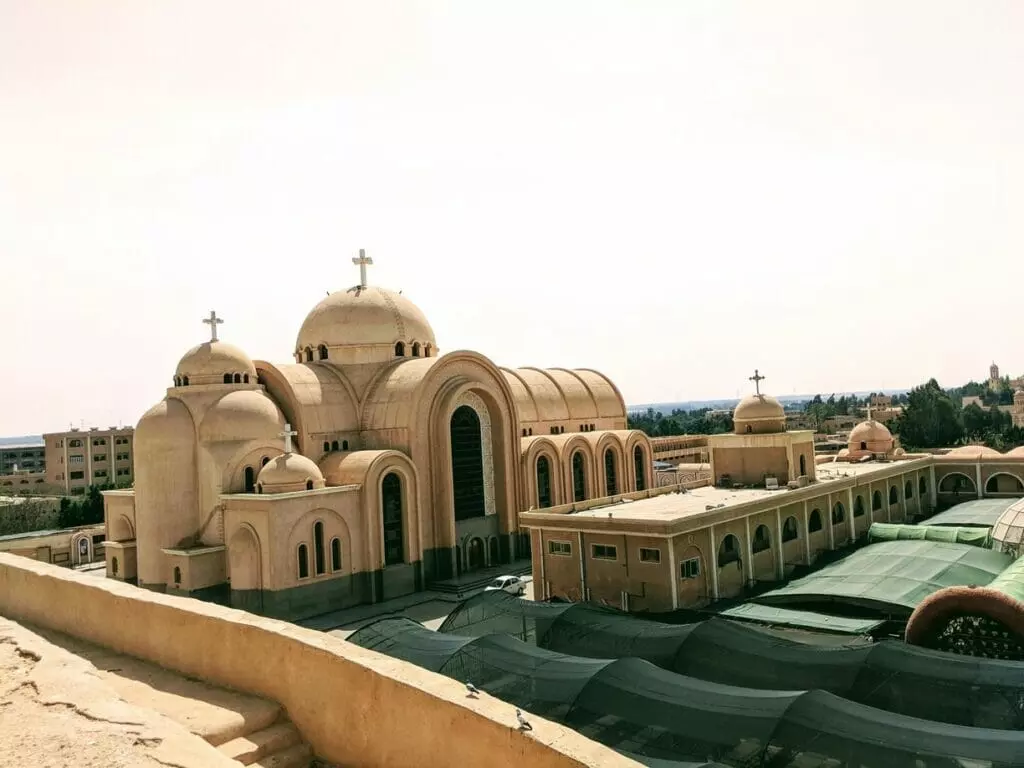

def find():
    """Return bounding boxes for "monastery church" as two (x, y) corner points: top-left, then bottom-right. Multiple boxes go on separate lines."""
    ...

(103, 252), (652, 619)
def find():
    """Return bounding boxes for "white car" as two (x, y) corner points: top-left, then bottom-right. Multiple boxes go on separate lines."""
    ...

(484, 575), (526, 596)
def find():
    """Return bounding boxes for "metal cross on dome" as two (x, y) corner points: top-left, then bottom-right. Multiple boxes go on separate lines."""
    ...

(352, 248), (373, 289)
(279, 423), (298, 454)
(749, 369), (766, 395)
(203, 310), (224, 342)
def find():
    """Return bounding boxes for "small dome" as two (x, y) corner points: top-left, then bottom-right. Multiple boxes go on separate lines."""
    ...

(733, 394), (786, 435)
(992, 499), (1024, 555)
(296, 286), (436, 365)
(199, 390), (284, 443)
(947, 445), (1002, 457)
(175, 341), (256, 386)
(257, 452), (325, 494)
(848, 420), (894, 458)
(1006, 446), (1024, 456)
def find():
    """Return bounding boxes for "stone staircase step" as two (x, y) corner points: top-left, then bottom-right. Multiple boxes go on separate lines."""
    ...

(249, 741), (314, 768)
(219, 721), (302, 765)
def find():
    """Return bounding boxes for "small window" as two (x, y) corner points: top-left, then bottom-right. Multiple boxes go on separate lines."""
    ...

(314, 522), (325, 575)
(528, 428), (533, 436)
(331, 440), (339, 451)
(331, 537), (342, 571)
(591, 543), (617, 561)
(173, 566), (182, 585)
(889, 486), (899, 504)
(680, 557), (701, 579)
(395, 341), (405, 357)
(323, 441), (330, 452)
(522, 429), (528, 437)
(243, 373), (249, 383)
(305, 347), (313, 362)
(548, 540), (572, 556)
(639, 547), (661, 564)
(412, 342), (421, 357)
(261, 456), (269, 467)
(318, 344), (328, 360)
(752, 524), (771, 553)
(174, 376), (181, 387)
(873, 490), (883, 511)
(808, 509), (823, 532)
(424, 344), (432, 357)
(233, 373), (241, 383)
(182, 376), (189, 386)
(782, 516), (799, 542)
(342, 440), (349, 450)
(112, 557), (119, 576)
(306, 479), (314, 491)
(297, 544), (309, 578)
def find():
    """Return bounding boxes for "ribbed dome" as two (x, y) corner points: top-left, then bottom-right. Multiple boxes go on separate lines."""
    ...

(257, 452), (325, 494)
(733, 394), (786, 435)
(199, 390), (284, 443)
(296, 286), (436, 365)
(175, 341), (256, 385)
(992, 499), (1024, 555)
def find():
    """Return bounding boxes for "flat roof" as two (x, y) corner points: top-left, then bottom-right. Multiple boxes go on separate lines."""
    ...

(568, 460), (923, 524)
(0, 442), (45, 451)
(0, 524), (104, 543)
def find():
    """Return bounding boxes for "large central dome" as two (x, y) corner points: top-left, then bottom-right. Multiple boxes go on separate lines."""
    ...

(296, 286), (437, 365)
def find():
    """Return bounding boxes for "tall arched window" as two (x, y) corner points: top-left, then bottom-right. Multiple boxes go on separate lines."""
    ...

(305, 347), (313, 362)
(173, 566), (181, 585)
(634, 445), (646, 491)
(233, 373), (241, 383)
(318, 344), (328, 360)
(572, 451), (587, 502)
(782, 516), (799, 542)
(243, 374), (249, 383)
(854, 495), (865, 517)
(244, 466), (255, 493)
(872, 490), (883, 511)
(919, 476), (927, 497)
(752, 524), (771, 553)
(395, 342), (405, 357)
(382, 472), (404, 565)
(799, 454), (806, 476)
(112, 557), (119, 576)
(604, 448), (618, 496)
(832, 502), (845, 525)
(313, 521), (325, 576)
(424, 344), (432, 357)
(889, 486), (899, 505)
(330, 537), (342, 571)
(297, 544), (309, 579)
(412, 342), (421, 357)
(718, 534), (740, 567)
(536, 455), (552, 508)
(905, 481), (914, 499)
(808, 509), (822, 532)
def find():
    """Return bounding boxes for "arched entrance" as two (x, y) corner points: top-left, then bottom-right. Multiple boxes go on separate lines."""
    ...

(467, 537), (485, 570)
(451, 405), (486, 520)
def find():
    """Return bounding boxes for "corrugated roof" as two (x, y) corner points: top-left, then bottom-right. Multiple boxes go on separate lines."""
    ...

(925, 498), (1017, 528)
(755, 540), (1012, 617)
(718, 603), (884, 635)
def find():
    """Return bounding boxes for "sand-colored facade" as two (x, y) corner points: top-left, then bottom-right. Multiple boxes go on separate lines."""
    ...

(44, 426), (134, 494)
(104, 266), (653, 620)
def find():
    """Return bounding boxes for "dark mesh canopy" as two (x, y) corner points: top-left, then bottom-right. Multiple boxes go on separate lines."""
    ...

(348, 617), (1024, 767)
(438, 591), (1024, 729)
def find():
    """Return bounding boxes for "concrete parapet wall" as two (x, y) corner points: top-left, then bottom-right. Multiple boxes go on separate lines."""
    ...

(0, 553), (634, 768)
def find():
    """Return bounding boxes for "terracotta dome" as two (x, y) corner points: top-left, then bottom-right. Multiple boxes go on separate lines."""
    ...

(847, 419), (894, 458)
(296, 286), (436, 365)
(733, 394), (786, 435)
(1006, 446), (1024, 457)
(992, 498), (1024, 555)
(175, 341), (256, 386)
(947, 445), (1002, 457)
(199, 390), (284, 443)
(257, 452), (325, 494)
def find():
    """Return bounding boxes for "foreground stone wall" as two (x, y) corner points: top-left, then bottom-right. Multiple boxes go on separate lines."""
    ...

(0, 554), (634, 768)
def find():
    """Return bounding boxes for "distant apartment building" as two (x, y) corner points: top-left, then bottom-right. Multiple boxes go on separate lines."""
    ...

(44, 427), (134, 495)
(0, 441), (48, 489)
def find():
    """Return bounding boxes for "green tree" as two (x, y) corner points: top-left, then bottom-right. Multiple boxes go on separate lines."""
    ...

(893, 379), (963, 449)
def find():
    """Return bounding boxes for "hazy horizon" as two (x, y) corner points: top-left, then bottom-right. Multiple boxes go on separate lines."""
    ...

(3, 2), (1023, 435)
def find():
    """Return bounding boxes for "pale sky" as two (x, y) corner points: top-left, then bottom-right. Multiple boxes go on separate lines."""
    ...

(2, 1), (1023, 435)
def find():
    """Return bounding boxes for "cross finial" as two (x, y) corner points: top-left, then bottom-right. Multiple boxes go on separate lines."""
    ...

(352, 248), (373, 289)
(203, 310), (224, 342)
(748, 369), (766, 396)
(279, 423), (298, 454)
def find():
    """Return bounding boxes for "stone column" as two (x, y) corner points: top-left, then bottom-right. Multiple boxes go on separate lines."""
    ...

(668, 535), (679, 610)
(774, 507), (784, 580)
(802, 500), (811, 565)
(708, 523), (719, 600)
(743, 516), (754, 586)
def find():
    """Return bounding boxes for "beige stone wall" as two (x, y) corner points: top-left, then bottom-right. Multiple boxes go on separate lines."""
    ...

(0, 554), (635, 768)
(44, 427), (134, 494)
(712, 446), (789, 486)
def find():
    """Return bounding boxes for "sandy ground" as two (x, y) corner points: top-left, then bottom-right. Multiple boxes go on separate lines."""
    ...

(0, 618), (239, 768)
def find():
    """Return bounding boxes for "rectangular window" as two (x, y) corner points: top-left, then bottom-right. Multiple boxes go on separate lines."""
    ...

(548, 540), (572, 556)
(69, 471), (84, 480)
(116, 452), (129, 461)
(94, 469), (107, 479)
(93, 454), (107, 462)
(681, 558), (701, 579)
(69, 455), (83, 464)
(116, 468), (130, 476)
(591, 544), (617, 561)
(639, 547), (661, 564)
(92, 438), (106, 446)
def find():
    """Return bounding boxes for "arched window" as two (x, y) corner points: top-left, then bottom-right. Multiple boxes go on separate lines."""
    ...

(395, 341), (405, 357)
(718, 534), (741, 567)
(424, 344), (432, 357)
(112, 557), (119, 576)
(313, 522), (325, 575)
(905, 481), (914, 500)
(854, 495), (865, 517)
(318, 344), (328, 360)
(528, 428), (533, 436)
(832, 502), (845, 525)
(604, 448), (618, 496)
(330, 537), (342, 571)
(412, 342), (421, 357)
(342, 440), (349, 450)
(173, 566), (181, 585)
(233, 373), (241, 383)
(174, 376), (180, 387)
(223, 373), (233, 384)
(382, 472), (404, 566)
(919, 476), (927, 497)
(536, 455), (552, 508)
(323, 441), (330, 453)
(799, 454), (806, 476)
(244, 466), (255, 493)
(889, 486), (899, 505)
(305, 347), (313, 362)
(306, 479), (313, 491)
(808, 509), (823, 532)
(634, 445), (646, 491)
(745, 425), (752, 434)
(782, 516), (799, 542)
(331, 440), (339, 451)
(261, 456), (269, 467)
(860, 441), (867, 451)
(752, 524), (771, 553)
(297, 544), (309, 579)
(243, 374), (249, 383)
(572, 451), (587, 502)
(872, 490), (883, 511)
(182, 376), (189, 386)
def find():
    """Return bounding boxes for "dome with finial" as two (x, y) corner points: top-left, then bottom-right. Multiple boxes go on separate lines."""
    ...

(733, 369), (786, 435)
(174, 311), (255, 386)
(295, 250), (437, 366)
(848, 419), (894, 457)
(255, 424), (325, 494)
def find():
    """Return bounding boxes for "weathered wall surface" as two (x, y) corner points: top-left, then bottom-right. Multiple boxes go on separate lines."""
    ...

(0, 553), (635, 768)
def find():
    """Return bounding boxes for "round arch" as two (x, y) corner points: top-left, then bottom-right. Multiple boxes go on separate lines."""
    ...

(228, 523), (262, 592)
(522, 437), (563, 508)
(985, 472), (1024, 494)
(938, 472), (977, 494)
